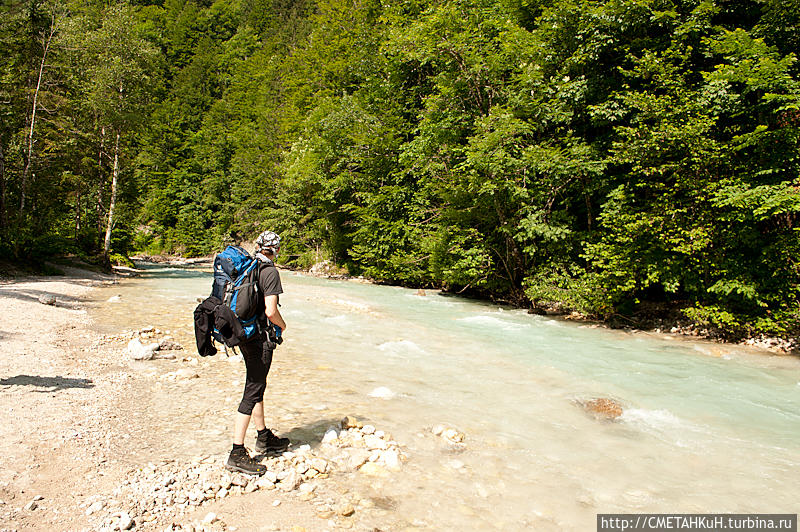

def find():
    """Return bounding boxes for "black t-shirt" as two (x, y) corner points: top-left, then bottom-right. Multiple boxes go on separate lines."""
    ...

(258, 262), (283, 299)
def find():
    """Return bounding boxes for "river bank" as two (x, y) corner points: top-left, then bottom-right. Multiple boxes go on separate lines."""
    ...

(0, 266), (448, 531)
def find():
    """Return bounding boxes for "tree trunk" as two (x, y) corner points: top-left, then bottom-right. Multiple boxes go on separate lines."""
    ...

(75, 190), (81, 240)
(96, 125), (105, 238)
(20, 13), (57, 213)
(0, 140), (6, 236)
(103, 130), (120, 258)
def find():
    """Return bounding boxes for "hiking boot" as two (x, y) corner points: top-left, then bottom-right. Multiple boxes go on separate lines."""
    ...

(255, 428), (291, 454)
(226, 446), (266, 475)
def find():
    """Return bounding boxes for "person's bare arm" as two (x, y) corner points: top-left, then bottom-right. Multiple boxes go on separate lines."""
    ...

(265, 294), (286, 331)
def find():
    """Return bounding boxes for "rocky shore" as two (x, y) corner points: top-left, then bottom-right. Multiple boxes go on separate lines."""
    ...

(0, 267), (470, 531)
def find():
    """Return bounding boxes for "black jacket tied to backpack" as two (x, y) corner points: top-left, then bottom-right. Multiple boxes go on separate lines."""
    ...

(193, 295), (247, 356)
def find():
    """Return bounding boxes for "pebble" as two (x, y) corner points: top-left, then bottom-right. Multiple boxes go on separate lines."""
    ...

(346, 450), (370, 471)
(116, 511), (134, 530)
(447, 459), (465, 470)
(278, 470), (300, 491)
(272, 500), (281, 507)
(38, 293), (57, 305)
(74, 414), (406, 528)
(337, 503), (355, 517)
(364, 435), (388, 450)
(358, 463), (388, 477)
(86, 500), (106, 515)
(340, 416), (362, 430)
(24, 500), (38, 511)
(382, 450), (401, 470)
(202, 512), (218, 524)
(443, 429), (464, 443)
(128, 338), (160, 361)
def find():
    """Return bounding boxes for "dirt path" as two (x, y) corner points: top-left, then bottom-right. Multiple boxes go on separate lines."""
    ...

(0, 268), (431, 532)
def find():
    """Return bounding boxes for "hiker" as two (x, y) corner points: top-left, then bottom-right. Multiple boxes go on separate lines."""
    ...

(226, 230), (291, 475)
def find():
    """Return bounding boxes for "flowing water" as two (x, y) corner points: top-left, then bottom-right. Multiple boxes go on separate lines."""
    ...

(91, 264), (800, 530)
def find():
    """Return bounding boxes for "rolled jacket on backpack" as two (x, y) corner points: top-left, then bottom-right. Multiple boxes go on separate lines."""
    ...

(194, 295), (249, 356)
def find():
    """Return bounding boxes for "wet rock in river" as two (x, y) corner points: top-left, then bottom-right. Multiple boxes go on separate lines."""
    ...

(577, 397), (624, 420)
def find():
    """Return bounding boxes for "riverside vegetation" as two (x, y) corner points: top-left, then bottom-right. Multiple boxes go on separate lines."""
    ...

(1, 0), (798, 341)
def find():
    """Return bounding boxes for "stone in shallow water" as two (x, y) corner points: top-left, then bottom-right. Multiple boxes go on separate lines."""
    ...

(368, 387), (396, 399)
(577, 397), (624, 420)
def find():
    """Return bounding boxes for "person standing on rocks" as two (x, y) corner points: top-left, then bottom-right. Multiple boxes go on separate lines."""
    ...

(226, 230), (291, 475)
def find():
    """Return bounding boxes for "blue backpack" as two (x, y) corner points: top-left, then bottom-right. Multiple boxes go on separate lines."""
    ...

(211, 246), (263, 342)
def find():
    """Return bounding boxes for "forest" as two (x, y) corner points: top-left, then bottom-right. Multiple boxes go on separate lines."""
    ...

(1, 0), (798, 339)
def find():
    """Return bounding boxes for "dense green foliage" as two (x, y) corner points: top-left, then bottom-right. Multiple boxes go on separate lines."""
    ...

(1, 0), (798, 339)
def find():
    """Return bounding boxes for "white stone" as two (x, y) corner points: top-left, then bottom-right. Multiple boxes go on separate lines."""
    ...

(175, 368), (199, 380)
(346, 449), (370, 471)
(382, 450), (401, 470)
(24, 500), (37, 511)
(38, 294), (57, 305)
(368, 386), (396, 399)
(202, 512), (218, 524)
(447, 459), (465, 470)
(311, 458), (327, 473)
(116, 511), (134, 530)
(431, 425), (445, 436)
(322, 427), (339, 443)
(298, 483), (316, 494)
(368, 451), (381, 462)
(254, 476), (274, 490)
(278, 470), (300, 491)
(263, 471), (278, 483)
(127, 338), (160, 361)
(374, 430), (385, 438)
(296, 444), (312, 453)
(85, 501), (105, 515)
(443, 429), (464, 443)
(364, 435), (388, 450)
(108, 295), (121, 303)
(361, 425), (375, 435)
(272, 500), (281, 507)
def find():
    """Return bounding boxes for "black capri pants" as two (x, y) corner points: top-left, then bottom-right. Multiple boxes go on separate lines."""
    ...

(237, 335), (274, 415)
